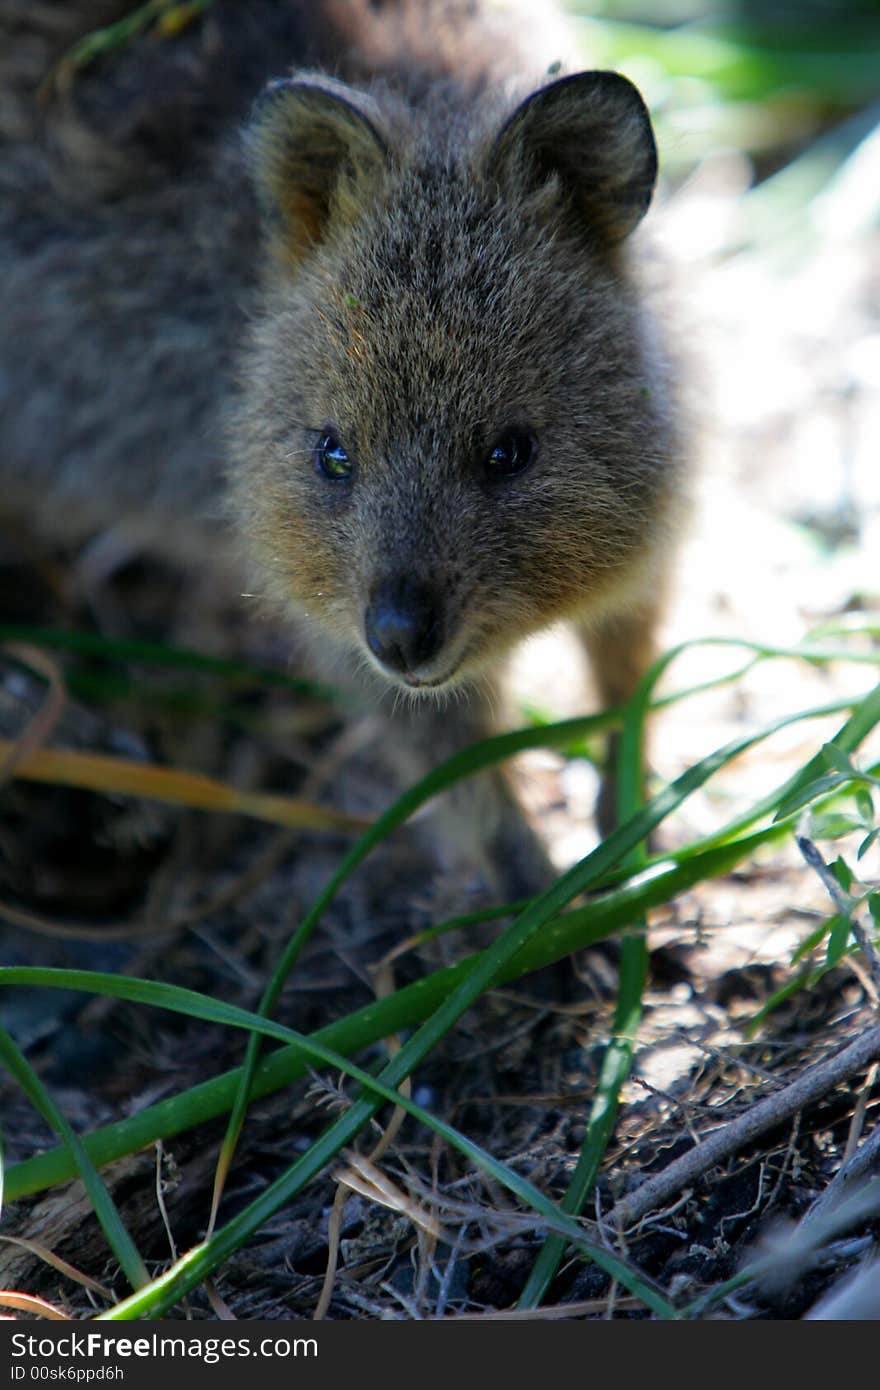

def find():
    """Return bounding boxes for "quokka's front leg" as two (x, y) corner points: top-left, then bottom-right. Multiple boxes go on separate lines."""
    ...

(577, 594), (666, 838)
(395, 683), (555, 904)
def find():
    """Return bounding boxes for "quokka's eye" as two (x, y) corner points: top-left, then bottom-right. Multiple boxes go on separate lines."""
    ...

(315, 431), (353, 481)
(484, 428), (536, 479)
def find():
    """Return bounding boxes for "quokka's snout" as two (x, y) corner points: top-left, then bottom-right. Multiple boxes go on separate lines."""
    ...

(363, 575), (446, 685)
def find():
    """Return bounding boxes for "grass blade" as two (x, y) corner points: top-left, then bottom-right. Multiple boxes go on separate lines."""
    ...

(0, 739), (366, 834)
(0, 966), (677, 1318)
(0, 1026), (148, 1291)
(212, 631), (877, 1216)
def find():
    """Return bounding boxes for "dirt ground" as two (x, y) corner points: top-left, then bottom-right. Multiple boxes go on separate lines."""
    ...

(1, 20), (879, 1321)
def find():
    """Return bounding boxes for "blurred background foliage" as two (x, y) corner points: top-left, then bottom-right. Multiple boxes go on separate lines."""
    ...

(564, 0), (880, 253)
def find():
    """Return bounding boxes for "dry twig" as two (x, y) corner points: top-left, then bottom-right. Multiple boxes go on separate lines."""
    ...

(614, 1025), (880, 1230)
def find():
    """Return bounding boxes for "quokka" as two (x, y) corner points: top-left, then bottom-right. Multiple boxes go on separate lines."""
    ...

(0, 0), (684, 894)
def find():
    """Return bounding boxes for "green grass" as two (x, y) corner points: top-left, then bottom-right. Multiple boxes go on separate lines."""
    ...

(2, 625), (879, 1317)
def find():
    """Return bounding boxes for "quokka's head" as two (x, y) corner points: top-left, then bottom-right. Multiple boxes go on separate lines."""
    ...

(231, 68), (678, 697)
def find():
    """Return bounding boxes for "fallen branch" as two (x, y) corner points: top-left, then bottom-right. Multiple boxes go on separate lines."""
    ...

(614, 1024), (880, 1230)
(802, 1120), (880, 1229)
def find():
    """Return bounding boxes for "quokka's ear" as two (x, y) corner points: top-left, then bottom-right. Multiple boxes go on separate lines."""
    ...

(247, 76), (390, 264)
(487, 71), (658, 247)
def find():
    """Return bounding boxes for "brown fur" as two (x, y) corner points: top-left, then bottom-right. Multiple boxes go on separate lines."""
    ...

(0, 0), (685, 889)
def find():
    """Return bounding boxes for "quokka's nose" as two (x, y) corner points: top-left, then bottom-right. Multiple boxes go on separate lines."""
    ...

(364, 577), (444, 676)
